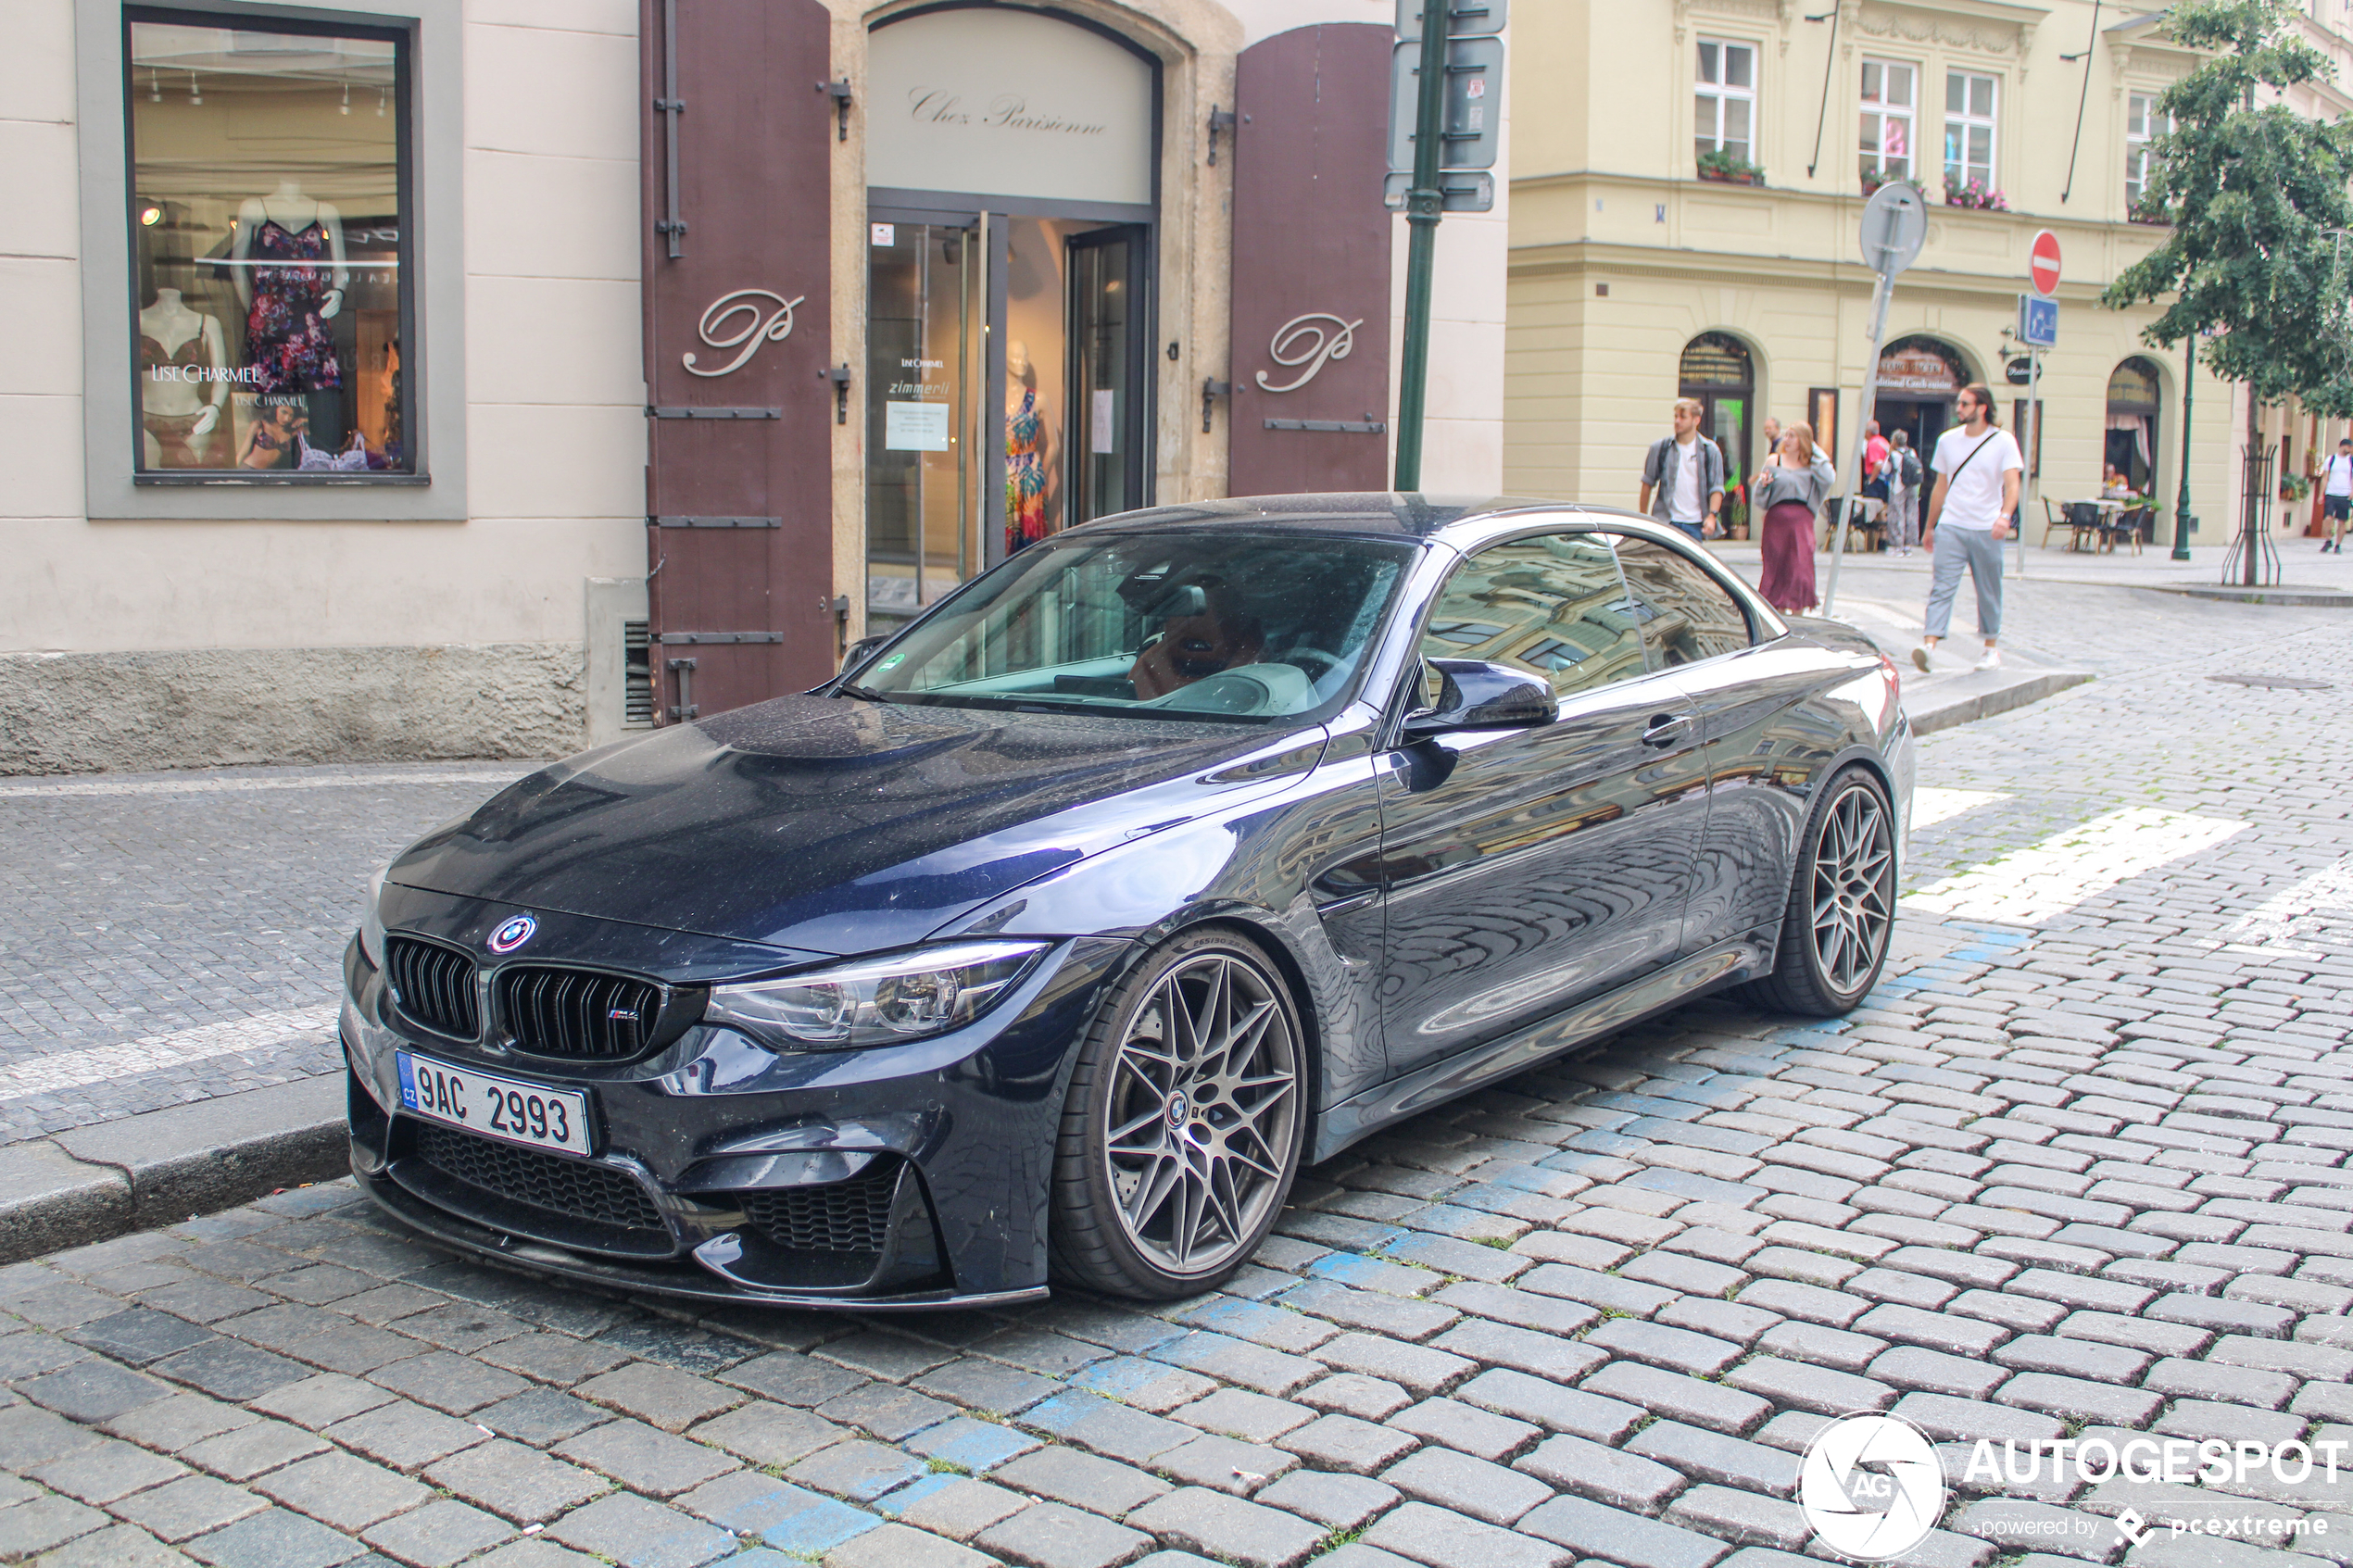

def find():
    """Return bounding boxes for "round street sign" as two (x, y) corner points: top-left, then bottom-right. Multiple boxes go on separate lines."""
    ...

(2031, 229), (2062, 296)
(1858, 182), (1929, 278)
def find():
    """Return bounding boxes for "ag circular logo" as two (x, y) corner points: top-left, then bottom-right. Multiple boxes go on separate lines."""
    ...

(487, 913), (538, 954)
(1800, 1412), (1945, 1561)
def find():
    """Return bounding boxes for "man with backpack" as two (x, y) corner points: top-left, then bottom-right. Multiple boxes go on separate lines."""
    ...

(1915, 383), (2022, 672)
(1885, 429), (1923, 555)
(1638, 398), (1726, 541)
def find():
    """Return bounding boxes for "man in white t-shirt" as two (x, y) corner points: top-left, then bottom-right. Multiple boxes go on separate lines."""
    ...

(1638, 398), (1726, 540)
(1914, 383), (2023, 673)
(2322, 436), (2352, 554)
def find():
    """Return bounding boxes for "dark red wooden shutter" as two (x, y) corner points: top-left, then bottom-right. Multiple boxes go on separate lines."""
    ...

(1227, 23), (1394, 497)
(641, 0), (836, 721)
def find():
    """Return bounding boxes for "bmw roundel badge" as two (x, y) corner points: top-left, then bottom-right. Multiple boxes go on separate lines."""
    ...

(488, 913), (538, 954)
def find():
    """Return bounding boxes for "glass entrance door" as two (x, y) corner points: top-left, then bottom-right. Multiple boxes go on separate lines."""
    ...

(865, 220), (977, 633)
(1067, 225), (1149, 525)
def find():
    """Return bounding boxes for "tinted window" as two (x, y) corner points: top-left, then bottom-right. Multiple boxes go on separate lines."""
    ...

(1612, 537), (1755, 666)
(1419, 533), (1649, 698)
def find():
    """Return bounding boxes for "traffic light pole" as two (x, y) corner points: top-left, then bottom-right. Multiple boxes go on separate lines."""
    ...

(1392, 0), (1453, 494)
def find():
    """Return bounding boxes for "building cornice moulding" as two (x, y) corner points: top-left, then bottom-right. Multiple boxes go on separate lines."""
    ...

(1850, 0), (2049, 74)
(1672, 0), (1796, 56)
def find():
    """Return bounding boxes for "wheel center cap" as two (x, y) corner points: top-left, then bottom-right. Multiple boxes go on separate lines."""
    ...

(1165, 1091), (1189, 1131)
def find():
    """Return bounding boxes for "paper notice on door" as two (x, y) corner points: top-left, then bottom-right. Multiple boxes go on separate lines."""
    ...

(1091, 389), (1116, 453)
(886, 400), (951, 451)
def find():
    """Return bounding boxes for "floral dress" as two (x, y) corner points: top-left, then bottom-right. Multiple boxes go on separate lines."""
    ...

(1006, 386), (1048, 553)
(244, 220), (342, 395)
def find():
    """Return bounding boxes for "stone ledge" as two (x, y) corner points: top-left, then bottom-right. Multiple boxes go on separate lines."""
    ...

(1906, 669), (2095, 736)
(0, 1074), (347, 1262)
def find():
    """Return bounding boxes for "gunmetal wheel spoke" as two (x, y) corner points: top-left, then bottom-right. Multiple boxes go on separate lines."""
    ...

(1100, 950), (1301, 1277)
(1809, 782), (1894, 997)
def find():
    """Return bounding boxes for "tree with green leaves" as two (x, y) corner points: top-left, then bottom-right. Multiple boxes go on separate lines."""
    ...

(2102, 0), (2353, 568)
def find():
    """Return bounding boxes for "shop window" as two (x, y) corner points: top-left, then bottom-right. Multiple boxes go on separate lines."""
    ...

(1696, 40), (1756, 169)
(2126, 92), (2171, 214)
(1943, 70), (1998, 195)
(1859, 59), (1914, 184)
(126, 11), (410, 477)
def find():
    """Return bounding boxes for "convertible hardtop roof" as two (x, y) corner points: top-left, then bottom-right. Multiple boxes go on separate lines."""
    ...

(1064, 493), (1682, 546)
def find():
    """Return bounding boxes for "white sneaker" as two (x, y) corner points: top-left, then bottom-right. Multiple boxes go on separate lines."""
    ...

(1975, 648), (2003, 671)
(1910, 646), (1934, 673)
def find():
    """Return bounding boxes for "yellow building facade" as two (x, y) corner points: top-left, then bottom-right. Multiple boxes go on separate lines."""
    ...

(1499, 0), (2344, 545)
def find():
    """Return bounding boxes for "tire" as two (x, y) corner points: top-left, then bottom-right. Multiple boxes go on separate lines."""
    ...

(1742, 765), (1898, 1018)
(1049, 927), (1308, 1299)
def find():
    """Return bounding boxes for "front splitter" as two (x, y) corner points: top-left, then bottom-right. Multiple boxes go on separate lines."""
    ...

(354, 1157), (1051, 1314)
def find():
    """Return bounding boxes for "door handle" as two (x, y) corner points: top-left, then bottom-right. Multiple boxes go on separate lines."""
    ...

(1642, 713), (1693, 748)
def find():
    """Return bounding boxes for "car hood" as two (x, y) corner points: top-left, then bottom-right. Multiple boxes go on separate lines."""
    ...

(389, 694), (1326, 957)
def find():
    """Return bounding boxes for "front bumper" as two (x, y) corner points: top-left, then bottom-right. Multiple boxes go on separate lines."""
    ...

(344, 889), (1133, 1307)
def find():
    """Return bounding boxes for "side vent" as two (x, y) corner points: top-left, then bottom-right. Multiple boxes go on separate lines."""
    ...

(623, 620), (655, 728)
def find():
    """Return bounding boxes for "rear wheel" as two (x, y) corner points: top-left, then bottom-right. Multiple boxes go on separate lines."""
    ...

(1744, 766), (1897, 1017)
(1049, 928), (1306, 1299)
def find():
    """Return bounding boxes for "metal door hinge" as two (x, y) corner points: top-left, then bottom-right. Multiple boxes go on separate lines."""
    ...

(820, 79), (852, 141)
(666, 656), (698, 721)
(1202, 379), (1230, 433)
(1265, 418), (1387, 433)
(646, 405), (783, 420)
(649, 515), (783, 528)
(654, 632), (785, 645)
(824, 365), (852, 424)
(1207, 107), (1239, 165)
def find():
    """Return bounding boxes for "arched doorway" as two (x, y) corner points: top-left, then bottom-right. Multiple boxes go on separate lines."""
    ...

(1680, 332), (1755, 527)
(862, 4), (1159, 630)
(2107, 357), (2161, 494)
(1873, 335), (1969, 457)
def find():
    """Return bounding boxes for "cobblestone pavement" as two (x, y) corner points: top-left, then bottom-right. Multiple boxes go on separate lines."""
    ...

(0, 596), (2349, 1567)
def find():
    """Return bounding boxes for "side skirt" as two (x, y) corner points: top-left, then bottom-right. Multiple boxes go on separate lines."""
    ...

(1310, 932), (1772, 1162)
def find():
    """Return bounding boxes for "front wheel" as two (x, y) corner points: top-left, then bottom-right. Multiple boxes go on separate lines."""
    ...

(1048, 928), (1306, 1299)
(1744, 766), (1897, 1017)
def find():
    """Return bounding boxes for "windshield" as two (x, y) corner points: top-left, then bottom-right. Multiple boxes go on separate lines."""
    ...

(850, 532), (1417, 722)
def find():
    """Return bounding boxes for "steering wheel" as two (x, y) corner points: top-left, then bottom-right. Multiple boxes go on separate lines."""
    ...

(1277, 646), (1345, 683)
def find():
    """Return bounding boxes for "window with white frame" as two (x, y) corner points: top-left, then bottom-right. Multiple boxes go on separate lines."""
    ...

(1859, 59), (1915, 182)
(2126, 91), (2171, 210)
(1696, 39), (1756, 168)
(1944, 70), (1998, 195)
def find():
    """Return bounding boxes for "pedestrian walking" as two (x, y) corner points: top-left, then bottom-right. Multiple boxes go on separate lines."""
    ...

(1638, 397), (1726, 541)
(2322, 437), (2352, 553)
(1884, 429), (1922, 554)
(1915, 383), (2021, 673)
(1751, 422), (1834, 614)
(1761, 416), (1782, 453)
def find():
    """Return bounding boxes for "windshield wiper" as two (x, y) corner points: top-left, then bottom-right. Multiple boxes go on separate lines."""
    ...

(834, 683), (898, 704)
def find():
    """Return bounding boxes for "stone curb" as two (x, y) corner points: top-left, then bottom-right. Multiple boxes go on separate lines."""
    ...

(1905, 668), (2095, 736)
(2155, 583), (2353, 608)
(0, 1074), (347, 1264)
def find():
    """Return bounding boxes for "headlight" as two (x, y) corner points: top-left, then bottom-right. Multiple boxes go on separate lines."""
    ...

(706, 940), (1049, 1051)
(359, 864), (390, 969)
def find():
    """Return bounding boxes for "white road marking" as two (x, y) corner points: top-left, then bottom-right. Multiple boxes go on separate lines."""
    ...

(1904, 806), (2246, 926)
(0, 771), (522, 799)
(2220, 857), (2353, 958)
(1910, 787), (2009, 830)
(0, 1006), (340, 1102)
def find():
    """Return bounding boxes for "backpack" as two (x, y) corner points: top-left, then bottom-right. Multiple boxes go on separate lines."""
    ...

(1900, 449), (1923, 488)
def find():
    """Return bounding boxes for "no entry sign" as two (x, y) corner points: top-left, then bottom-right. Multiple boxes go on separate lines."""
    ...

(2030, 229), (2062, 296)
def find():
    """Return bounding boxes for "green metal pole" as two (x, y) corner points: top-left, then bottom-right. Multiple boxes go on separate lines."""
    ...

(2171, 333), (2195, 559)
(1392, 1), (1453, 493)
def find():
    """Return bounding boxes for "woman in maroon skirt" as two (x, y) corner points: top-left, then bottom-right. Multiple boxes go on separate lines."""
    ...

(1749, 423), (1835, 615)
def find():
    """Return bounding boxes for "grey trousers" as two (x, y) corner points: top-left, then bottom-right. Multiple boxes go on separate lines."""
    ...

(1924, 526), (2003, 638)
(1887, 489), (1919, 548)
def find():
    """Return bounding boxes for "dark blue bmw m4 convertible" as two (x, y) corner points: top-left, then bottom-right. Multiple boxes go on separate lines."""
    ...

(344, 495), (1914, 1310)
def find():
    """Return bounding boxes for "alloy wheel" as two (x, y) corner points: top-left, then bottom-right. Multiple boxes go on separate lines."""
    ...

(1100, 951), (1301, 1275)
(1809, 779), (1895, 997)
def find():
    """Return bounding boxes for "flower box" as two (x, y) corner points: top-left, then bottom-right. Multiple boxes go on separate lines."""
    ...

(1698, 167), (1767, 187)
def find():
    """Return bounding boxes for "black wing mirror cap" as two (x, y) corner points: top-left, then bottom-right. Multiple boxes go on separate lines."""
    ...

(1401, 659), (1558, 740)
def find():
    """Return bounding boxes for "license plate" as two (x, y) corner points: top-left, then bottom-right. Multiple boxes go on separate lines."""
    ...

(396, 1052), (591, 1158)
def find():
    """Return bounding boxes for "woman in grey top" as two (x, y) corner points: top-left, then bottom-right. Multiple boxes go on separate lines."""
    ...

(1749, 423), (1836, 613)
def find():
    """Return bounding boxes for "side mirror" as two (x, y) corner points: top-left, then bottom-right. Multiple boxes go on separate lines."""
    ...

(839, 633), (889, 678)
(1401, 659), (1557, 740)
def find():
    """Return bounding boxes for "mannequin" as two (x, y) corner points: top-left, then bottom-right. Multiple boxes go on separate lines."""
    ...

(232, 179), (348, 405)
(1005, 339), (1051, 552)
(138, 288), (229, 467)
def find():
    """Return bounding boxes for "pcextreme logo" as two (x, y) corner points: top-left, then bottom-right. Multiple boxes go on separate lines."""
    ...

(1800, 1413), (1945, 1561)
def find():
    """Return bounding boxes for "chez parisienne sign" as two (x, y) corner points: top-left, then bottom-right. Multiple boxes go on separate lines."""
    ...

(684, 288), (805, 377)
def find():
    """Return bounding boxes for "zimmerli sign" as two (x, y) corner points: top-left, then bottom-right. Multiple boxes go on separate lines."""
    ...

(683, 289), (805, 378)
(1257, 314), (1364, 394)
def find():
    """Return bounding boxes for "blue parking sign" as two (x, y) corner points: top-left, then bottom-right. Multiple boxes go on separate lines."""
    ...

(2019, 294), (2058, 348)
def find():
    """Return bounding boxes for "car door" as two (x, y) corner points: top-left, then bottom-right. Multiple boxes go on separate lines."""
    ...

(1374, 529), (1712, 1079)
(1607, 533), (1814, 954)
